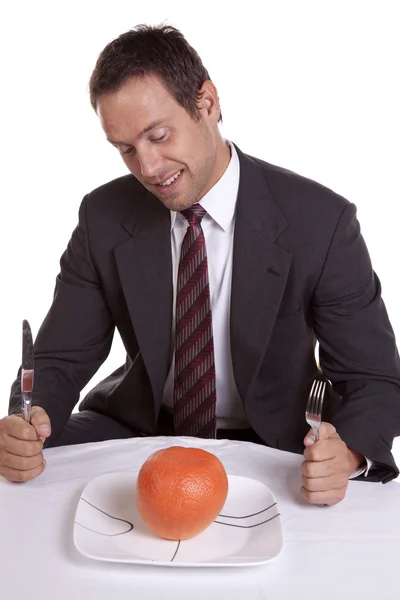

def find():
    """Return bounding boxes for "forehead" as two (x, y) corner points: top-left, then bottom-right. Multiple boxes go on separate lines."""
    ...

(97, 75), (181, 138)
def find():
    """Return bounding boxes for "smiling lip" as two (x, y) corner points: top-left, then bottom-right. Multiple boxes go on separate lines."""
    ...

(152, 170), (183, 195)
(156, 170), (182, 186)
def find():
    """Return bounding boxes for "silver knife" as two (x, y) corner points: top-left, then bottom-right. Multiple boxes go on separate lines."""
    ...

(21, 319), (34, 424)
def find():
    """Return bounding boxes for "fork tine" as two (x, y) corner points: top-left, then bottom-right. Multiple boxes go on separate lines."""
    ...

(317, 382), (326, 416)
(310, 382), (317, 414)
(306, 380), (317, 413)
(316, 381), (324, 414)
(311, 380), (321, 414)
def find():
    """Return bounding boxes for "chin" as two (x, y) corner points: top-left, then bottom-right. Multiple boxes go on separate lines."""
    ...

(161, 197), (195, 212)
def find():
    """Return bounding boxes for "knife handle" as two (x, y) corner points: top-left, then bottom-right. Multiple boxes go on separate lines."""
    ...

(22, 394), (32, 424)
(21, 369), (33, 424)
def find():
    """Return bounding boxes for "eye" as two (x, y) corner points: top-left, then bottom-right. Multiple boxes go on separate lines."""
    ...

(121, 147), (135, 156)
(151, 133), (168, 143)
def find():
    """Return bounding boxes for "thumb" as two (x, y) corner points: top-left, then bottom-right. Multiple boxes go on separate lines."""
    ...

(304, 422), (337, 446)
(304, 428), (316, 446)
(30, 407), (51, 443)
(317, 421), (337, 440)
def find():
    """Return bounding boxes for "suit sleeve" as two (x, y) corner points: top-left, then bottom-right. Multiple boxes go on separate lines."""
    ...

(311, 202), (400, 483)
(8, 195), (115, 444)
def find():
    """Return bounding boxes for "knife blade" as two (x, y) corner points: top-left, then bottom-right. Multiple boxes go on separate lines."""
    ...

(21, 319), (34, 424)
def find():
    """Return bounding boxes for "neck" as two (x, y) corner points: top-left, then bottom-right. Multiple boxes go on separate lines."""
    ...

(216, 137), (232, 177)
(199, 138), (231, 200)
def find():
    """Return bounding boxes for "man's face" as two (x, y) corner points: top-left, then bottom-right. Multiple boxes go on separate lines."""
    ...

(97, 75), (224, 211)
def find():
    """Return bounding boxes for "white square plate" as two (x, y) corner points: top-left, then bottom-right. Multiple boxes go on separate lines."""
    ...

(74, 472), (283, 567)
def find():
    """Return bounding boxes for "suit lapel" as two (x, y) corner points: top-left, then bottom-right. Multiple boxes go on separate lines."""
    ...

(231, 147), (292, 402)
(114, 192), (173, 407)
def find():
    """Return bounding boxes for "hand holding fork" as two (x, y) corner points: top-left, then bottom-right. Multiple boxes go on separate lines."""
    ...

(302, 377), (365, 506)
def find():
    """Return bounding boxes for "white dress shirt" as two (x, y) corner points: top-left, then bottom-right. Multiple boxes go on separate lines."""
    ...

(162, 142), (247, 429)
(161, 141), (371, 478)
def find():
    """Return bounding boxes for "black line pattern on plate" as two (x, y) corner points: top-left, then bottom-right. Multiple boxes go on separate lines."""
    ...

(171, 540), (181, 562)
(219, 502), (277, 519)
(77, 497), (182, 562)
(75, 494), (280, 559)
(76, 497), (134, 535)
(74, 521), (132, 537)
(214, 512), (281, 529)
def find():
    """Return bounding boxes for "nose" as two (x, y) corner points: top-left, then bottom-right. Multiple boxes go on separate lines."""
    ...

(137, 147), (163, 180)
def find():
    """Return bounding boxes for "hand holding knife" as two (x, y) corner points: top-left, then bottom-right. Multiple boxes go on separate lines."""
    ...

(21, 319), (34, 424)
(0, 319), (50, 483)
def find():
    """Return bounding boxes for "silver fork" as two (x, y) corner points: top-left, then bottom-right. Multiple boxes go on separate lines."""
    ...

(305, 379), (327, 507)
(305, 379), (326, 441)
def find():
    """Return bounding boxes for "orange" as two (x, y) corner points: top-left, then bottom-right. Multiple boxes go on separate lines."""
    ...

(136, 446), (229, 540)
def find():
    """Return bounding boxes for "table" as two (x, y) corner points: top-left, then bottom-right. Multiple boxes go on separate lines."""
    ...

(1, 436), (399, 600)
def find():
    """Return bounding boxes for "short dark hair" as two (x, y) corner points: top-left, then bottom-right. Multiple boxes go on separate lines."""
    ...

(89, 24), (222, 122)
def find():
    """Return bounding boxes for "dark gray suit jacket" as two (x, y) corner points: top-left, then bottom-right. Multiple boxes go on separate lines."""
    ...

(9, 144), (400, 482)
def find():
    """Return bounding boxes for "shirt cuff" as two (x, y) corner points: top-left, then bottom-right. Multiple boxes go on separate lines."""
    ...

(349, 457), (373, 479)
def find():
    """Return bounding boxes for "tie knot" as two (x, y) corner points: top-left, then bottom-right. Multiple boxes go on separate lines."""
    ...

(180, 204), (206, 226)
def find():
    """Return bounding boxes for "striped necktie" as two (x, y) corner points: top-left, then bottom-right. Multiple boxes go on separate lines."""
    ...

(173, 204), (217, 438)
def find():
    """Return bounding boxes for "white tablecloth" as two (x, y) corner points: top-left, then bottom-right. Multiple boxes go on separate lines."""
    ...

(1, 436), (399, 600)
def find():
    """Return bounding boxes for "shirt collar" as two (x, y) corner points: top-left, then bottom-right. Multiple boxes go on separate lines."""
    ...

(170, 141), (240, 231)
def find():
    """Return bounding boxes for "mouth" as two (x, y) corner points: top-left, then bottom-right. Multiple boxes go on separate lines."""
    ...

(153, 170), (183, 195)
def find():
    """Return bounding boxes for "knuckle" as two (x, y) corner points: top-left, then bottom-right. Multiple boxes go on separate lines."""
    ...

(302, 475), (317, 492)
(19, 456), (31, 470)
(322, 421), (335, 434)
(302, 462), (314, 477)
(20, 470), (31, 483)
(25, 442), (38, 456)
(301, 487), (317, 503)
(14, 470), (27, 482)
(21, 428), (33, 441)
(308, 492), (322, 505)
(0, 419), (9, 438)
(319, 422), (328, 435)
(300, 486), (309, 500)
(24, 443), (34, 456)
(309, 446), (320, 461)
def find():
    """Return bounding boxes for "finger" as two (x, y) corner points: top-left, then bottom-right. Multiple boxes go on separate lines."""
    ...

(301, 458), (338, 478)
(1, 415), (39, 442)
(304, 428), (316, 446)
(30, 407), (51, 440)
(317, 422), (337, 440)
(301, 473), (349, 493)
(0, 449), (44, 472)
(2, 432), (43, 457)
(304, 436), (346, 462)
(303, 422), (338, 447)
(0, 459), (46, 483)
(301, 485), (346, 506)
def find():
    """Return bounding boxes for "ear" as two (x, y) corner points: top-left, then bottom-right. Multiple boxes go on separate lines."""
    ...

(198, 80), (220, 123)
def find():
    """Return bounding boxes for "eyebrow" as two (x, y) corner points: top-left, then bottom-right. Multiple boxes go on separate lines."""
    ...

(107, 119), (167, 146)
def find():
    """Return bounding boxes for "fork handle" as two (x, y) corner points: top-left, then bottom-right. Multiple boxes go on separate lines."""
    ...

(312, 426), (320, 442)
(311, 427), (328, 507)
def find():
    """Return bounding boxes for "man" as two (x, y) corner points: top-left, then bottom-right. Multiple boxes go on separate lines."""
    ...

(2, 25), (400, 505)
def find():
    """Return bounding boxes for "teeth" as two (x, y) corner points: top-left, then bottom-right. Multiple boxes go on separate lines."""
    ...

(160, 170), (181, 187)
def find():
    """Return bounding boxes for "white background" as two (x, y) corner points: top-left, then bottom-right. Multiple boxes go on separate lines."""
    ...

(0, 1), (399, 462)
